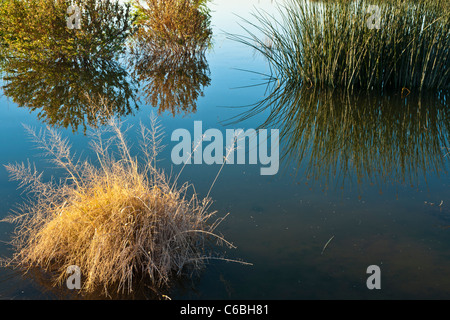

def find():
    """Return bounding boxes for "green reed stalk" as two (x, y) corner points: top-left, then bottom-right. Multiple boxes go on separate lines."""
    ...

(230, 0), (449, 91)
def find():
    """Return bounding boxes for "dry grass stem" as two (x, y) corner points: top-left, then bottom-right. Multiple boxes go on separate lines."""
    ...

(2, 115), (242, 296)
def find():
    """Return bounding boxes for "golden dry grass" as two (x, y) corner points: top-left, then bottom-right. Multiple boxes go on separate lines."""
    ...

(2, 114), (240, 296)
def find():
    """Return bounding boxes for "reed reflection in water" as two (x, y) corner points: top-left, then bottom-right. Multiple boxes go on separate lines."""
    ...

(230, 83), (449, 191)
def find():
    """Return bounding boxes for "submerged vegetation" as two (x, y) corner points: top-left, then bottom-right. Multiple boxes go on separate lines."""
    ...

(1, 117), (238, 295)
(231, 0), (450, 91)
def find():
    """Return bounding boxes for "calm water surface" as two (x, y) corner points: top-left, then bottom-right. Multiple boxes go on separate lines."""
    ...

(0, 0), (449, 299)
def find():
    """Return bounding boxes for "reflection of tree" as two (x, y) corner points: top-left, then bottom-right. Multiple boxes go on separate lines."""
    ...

(129, 50), (210, 116)
(2, 57), (138, 132)
(231, 83), (449, 190)
(127, 0), (212, 116)
(0, 0), (138, 132)
(0, 0), (135, 61)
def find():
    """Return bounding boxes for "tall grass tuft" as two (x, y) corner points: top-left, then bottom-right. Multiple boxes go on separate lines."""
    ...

(230, 0), (450, 91)
(1, 115), (239, 296)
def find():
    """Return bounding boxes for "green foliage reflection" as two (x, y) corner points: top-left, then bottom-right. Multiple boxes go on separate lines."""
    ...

(0, 0), (135, 61)
(2, 57), (138, 132)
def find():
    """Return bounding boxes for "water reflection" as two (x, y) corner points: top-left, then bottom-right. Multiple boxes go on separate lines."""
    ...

(0, 265), (202, 299)
(0, 0), (213, 130)
(128, 0), (212, 116)
(0, 0), (138, 132)
(1, 57), (138, 132)
(129, 50), (211, 116)
(0, 0), (135, 62)
(231, 83), (449, 190)
(0, 0), (215, 298)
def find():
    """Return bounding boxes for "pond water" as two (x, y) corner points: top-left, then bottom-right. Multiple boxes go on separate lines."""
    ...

(0, 0), (449, 299)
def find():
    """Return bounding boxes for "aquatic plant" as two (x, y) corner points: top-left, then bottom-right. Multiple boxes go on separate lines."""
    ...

(1, 116), (238, 296)
(230, 0), (450, 91)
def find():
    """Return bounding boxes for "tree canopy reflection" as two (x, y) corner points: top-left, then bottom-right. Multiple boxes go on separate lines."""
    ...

(129, 49), (210, 116)
(0, 0), (139, 132)
(0, 0), (135, 61)
(0, 0), (213, 129)
(1, 57), (138, 132)
(128, 0), (212, 116)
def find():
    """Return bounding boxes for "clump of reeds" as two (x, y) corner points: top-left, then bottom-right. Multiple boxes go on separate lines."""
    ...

(231, 0), (449, 91)
(1, 115), (236, 296)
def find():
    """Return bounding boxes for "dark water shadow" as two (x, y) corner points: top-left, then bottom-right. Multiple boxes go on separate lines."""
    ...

(0, 263), (205, 300)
